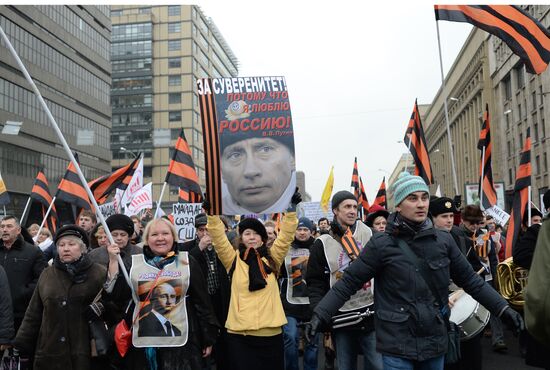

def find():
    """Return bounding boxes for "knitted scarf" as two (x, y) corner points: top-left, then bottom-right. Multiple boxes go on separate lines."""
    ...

(53, 254), (92, 284)
(239, 244), (272, 291)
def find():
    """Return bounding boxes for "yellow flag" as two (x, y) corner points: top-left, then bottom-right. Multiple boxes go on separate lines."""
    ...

(320, 166), (334, 213)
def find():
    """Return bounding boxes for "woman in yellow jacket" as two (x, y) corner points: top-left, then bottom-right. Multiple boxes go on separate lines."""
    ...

(207, 201), (299, 370)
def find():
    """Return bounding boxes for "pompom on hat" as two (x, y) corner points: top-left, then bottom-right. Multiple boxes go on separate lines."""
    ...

(390, 172), (430, 206)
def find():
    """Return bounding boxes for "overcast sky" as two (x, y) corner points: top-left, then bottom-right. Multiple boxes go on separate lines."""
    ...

(201, 1), (473, 202)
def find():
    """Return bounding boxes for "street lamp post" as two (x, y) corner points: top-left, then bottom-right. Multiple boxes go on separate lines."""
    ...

(120, 146), (137, 159)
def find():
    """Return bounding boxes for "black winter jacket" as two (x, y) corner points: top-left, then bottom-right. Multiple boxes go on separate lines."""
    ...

(513, 223), (541, 269)
(0, 265), (14, 343)
(180, 238), (231, 328)
(313, 213), (509, 361)
(452, 225), (498, 279)
(279, 237), (315, 321)
(0, 236), (47, 321)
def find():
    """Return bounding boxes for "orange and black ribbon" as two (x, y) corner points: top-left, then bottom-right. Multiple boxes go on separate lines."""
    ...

(341, 228), (361, 260)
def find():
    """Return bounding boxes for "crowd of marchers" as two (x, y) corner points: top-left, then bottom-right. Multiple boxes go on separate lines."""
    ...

(0, 174), (549, 370)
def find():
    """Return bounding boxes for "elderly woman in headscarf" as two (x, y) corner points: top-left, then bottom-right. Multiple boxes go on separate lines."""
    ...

(14, 225), (106, 370)
(104, 217), (218, 370)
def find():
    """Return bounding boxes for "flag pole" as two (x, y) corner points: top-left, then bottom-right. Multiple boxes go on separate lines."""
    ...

(2, 206), (5, 217)
(528, 186), (532, 227)
(479, 146), (486, 210)
(155, 182), (168, 218)
(0, 26), (137, 302)
(404, 139), (413, 172)
(34, 196), (56, 241)
(20, 197), (32, 224)
(435, 20), (460, 195)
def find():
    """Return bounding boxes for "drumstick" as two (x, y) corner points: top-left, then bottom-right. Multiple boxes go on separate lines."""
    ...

(449, 267), (486, 301)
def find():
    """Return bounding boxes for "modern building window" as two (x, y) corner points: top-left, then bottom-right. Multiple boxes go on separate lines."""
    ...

(507, 141), (511, 157)
(168, 75), (181, 86)
(111, 9), (122, 16)
(168, 5), (180, 16)
(509, 168), (513, 184)
(518, 103), (522, 121)
(112, 23), (152, 42)
(171, 128), (181, 140)
(534, 121), (539, 142)
(544, 152), (548, 172)
(143, 166), (153, 177)
(168, 57), (181, 68)
(542, 118), (546, 139)
(169, 111), (181, 122)
(168, 22), (181, 33)
(536, 155), (541, 175)
(139, 7), (151, 14)
(168, 40), (180, 51)
(169, 93), (181, 104)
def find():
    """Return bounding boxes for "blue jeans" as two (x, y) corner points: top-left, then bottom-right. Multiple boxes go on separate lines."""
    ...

(283, 316), (319, 370)
(333, 328), (383, 370)
(382, 355), (445, 370)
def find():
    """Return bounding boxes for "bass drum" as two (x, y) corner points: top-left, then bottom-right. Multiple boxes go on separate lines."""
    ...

(449, 291), (490, 341)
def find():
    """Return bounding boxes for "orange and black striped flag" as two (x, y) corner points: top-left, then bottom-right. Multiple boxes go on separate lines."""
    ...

(166, 129), (203, 203)
(477, 104), (497, 210)
(178, 188), (203, 204)
(351, 157), (360, 200)
(435, 5), (550, 74)
(358, 177), (370, 211)
(56, 153), (92, 210)
(88, 155), (141, 205)
(198, 78), (222, 215)
(373, 177), (387, 209)
(30, 169), (58, 231)
(505, 128), (531, 258)
(403, 99), (434, 184)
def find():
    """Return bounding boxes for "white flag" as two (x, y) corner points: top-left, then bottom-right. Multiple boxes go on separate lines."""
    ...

(122, 156), (143, 206)
(125, 183), (152, 216)
(435, 184), (441, 197)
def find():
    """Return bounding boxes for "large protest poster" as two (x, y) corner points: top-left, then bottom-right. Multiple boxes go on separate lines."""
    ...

(465, 182), (505, 210)
(197, 77), (296, 215)
(172, 203), (202, 242)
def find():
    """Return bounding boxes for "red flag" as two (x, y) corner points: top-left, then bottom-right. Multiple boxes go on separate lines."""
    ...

(373, 177), (387, 209)
(505, 128), (531, 258)
(88, 156), (141, 204)
(477, 104), (497, 210)
(403, 99), (434, 184)
(435, 5), (550, 74)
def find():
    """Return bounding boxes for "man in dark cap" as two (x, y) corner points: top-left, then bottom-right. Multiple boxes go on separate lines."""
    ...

(306, 173), (523, 370)
(180, 213), (230, 370)
(306, 190), (381, 370)
(429, 196), (457, 232)
(281, 217), (318, 370)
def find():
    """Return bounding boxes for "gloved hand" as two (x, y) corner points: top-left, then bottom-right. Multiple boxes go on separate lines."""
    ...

(304, 313), (324, 343)
(287, 187), (302, 212)
(453, 195), (462, 210)
(499, 307), (524, 336)
(85, 301), (105, 322)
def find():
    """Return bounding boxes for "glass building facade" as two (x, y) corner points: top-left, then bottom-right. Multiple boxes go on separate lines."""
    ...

(0, 5), (111, 216)
(111, 5), (238, 210)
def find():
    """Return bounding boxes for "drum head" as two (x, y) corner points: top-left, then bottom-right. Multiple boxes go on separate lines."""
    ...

(449, 292), (477, 324)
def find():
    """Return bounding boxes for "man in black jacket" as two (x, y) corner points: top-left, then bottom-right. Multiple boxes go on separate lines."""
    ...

(306, 173), (523, 370)
(307, 191), (382, 370)
(0, 265), (14, 350)
(0, 215), (47, 332)
(180, 213), (230, 370)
